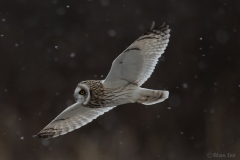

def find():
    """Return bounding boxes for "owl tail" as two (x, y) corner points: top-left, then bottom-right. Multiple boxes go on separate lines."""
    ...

(136, 88), (169, 105)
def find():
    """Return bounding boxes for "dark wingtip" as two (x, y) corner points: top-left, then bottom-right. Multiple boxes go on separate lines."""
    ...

(33, 133), (53, 140)
(143, 22), (169, 36)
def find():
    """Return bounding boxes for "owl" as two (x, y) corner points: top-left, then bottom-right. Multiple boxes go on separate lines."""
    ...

(36, 21), (170, 139)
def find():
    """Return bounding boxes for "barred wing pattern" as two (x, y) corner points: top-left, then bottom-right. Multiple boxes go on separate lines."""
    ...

(37, 103), (115, 139)
(103, 22), (170, 88)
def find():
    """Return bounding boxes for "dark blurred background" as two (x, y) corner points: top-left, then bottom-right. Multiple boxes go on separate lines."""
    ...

(0, 0), (239, 160)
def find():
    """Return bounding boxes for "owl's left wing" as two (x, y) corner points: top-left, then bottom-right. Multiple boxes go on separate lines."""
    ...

(103, 22), (170, 88)
(36, 103), (115, 139)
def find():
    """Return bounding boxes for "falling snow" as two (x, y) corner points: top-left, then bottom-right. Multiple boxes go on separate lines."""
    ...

(108, 29), (116, 37)
(70, 52), (75, 58)
(183, 83), (188, 88)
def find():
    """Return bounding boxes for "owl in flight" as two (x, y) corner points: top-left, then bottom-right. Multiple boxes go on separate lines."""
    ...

(36, 21), (170, 139)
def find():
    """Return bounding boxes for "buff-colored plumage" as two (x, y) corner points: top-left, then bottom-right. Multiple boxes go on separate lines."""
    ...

(36, 22), (170, 139)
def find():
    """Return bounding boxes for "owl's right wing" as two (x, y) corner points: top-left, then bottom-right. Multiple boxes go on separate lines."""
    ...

(36, 103), (115, 139)
(103, 22), (170, 88)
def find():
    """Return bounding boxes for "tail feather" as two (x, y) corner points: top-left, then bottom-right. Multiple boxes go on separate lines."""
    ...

(137, 88), (169, 105)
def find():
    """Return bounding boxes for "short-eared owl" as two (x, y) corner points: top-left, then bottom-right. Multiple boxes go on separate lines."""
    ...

(36, 21), (170, 139)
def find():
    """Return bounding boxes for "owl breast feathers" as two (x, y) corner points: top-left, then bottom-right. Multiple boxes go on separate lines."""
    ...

(36, 21), (170, 139)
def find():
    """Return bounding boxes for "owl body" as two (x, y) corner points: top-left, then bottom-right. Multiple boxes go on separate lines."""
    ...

(76, 80), (139, 108)
(36, 22), (171, 139)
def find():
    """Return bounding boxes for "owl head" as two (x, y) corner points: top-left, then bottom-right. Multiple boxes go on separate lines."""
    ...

(74, 82), (91, 105)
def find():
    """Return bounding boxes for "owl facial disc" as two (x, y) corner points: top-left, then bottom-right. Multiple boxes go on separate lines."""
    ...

(74, 83), (91, 105)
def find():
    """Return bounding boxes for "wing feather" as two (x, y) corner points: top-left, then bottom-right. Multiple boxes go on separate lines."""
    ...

(103, 22), (170, 87)
(36, 103), (115, 139)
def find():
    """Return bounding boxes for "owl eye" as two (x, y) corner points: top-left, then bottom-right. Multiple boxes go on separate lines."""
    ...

(79, 90), (86, 95)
